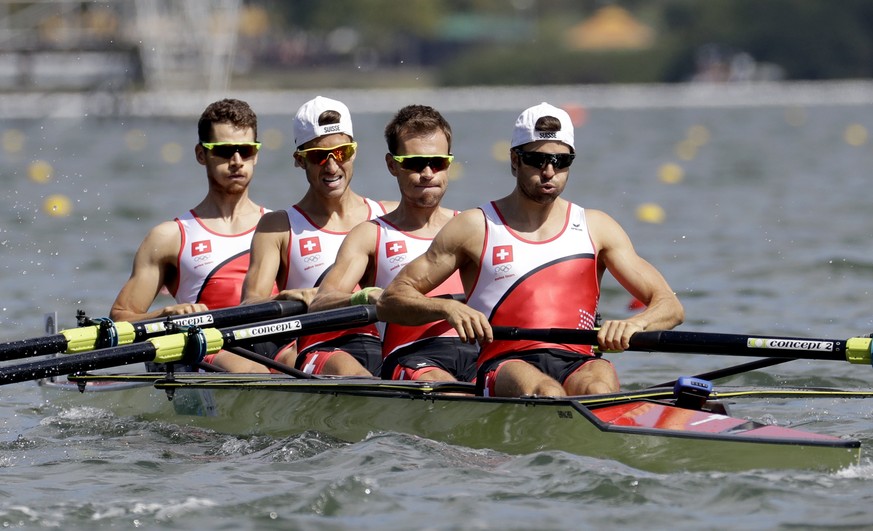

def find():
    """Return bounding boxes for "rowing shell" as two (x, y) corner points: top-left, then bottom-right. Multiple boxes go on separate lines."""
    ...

(39, 373), (861, 473)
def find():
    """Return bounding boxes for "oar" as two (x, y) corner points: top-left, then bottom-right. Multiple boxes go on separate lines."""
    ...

(491, 327), (873, 364)
(0, 300), (307, 361)
(225, 346), (316, 379)
(0, 305), (375, 386)
(649, 357), (792, 388)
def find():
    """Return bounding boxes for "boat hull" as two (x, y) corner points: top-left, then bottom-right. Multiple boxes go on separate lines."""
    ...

(40, 374), (861, 473)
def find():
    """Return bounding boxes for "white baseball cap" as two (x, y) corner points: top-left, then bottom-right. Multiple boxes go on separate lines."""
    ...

(292, 96), (354, 146)
(510, 102), (575, 151)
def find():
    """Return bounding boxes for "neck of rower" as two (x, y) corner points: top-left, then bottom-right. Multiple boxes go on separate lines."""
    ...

(192, 190), (260, 232)
(496, 193), (568, 239)
(382, 201), (451, 237)
(296, 189), (370, 231)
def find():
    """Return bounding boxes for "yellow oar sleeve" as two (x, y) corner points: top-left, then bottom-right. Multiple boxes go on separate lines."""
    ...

(60, 322), (136, 353)
(846, 337), (872, 365)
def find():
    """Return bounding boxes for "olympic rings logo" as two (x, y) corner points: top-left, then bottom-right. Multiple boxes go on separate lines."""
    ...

(493, 264), (512, 273)
(388, 255), (406, 264)
(303, 254), (321, 263)
(193, 255), (211, 262)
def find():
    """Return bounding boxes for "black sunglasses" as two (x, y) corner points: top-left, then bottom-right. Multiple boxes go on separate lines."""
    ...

(201, 142), (261, 159)
(513, 149), (575, 170)
(391, 154), (454, 172)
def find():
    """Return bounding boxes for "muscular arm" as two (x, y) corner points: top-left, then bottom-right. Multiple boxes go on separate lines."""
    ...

(377, 210), (491, 344)
(588, 209), (685, 350)
(109, 221), (203, 322)
(309, 221), (379, 312)
(241, 211), (308, 305)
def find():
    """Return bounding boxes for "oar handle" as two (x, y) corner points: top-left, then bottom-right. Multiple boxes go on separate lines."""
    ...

(492, 327), (598, 344)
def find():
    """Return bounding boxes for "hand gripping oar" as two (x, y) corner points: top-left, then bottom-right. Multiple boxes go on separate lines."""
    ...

(491, 327), (873, 364)
(0, 304), (375, 386)
(0, 300), (307, 362)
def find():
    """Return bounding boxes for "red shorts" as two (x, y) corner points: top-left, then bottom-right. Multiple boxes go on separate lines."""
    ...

(295, 335), (382, 375)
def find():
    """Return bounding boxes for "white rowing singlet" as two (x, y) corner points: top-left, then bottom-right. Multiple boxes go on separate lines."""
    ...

(467, 201), (600, 364)
(283, 197), (387, 352)
(173, 208), (268, 309)
(372, 215), (463, 357)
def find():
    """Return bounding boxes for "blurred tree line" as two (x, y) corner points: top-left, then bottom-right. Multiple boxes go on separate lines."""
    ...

(241, 0), (873, 86)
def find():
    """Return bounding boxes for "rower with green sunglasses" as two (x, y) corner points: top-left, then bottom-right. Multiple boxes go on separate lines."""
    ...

(308, 104), (477, 382)
(110, 98), (275, 372)
(378, 102), (684, 398)
(242, 96), (398, 376)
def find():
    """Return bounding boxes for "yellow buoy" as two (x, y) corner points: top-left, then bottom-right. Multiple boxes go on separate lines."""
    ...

(448, 160), (463, 181)
(28, 160), (54, 183)
(636, 203), (665, 224)
(844, 124), (868, 147)
(161, 142), (184, 164)
(262, 128), (284, 150)
(687, 125), (710, 147)
(491, 140), (511, 162)
(125, 129), (147, 151)
(2, 129), (25, 154)
(675, 140), (696, 161)
(658, 163), (684, 184)
(43, 194), (72, 217)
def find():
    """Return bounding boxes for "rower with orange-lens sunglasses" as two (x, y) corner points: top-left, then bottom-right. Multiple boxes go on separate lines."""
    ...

(295, 142), (357, 166)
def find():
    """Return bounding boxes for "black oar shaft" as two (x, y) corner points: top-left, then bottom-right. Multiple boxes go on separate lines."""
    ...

(0, 344), (156, 386)
(130, 300), (307, 341)
(217, 305), (377, 348)
(491, 327), (857, 362)
(629, 330), (847, 361)
(0, 335), (68, 362)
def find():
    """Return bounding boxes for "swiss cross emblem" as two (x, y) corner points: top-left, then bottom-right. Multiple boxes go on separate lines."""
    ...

(300, 237), (321, 256)
(493, 245), (513, 265)
(386, 240), (407, 257)
(191, 240), (212, 256)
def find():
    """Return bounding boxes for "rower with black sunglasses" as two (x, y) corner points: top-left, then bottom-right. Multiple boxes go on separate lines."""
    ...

(378, 102), (684, 397)
(241, 96), (398, 376)
(110, 98), (275, 372)
(308, 104), (478, 382)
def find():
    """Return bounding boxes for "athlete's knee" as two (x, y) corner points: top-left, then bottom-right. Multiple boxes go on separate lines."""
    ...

(582, 379), (619, 395)
(533, 380), (566, 397)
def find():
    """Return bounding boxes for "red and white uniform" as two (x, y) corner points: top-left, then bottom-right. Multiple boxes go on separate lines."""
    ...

(467, 201), (600, 366)
(372, 215), (463, 357)
(172, 208), (267, 309)
(284, 198), (387, 352)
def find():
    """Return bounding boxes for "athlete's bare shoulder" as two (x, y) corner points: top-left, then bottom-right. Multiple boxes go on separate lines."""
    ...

(255, 209), (291, 233)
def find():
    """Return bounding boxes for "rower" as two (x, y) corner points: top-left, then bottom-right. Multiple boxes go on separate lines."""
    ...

(241, 96), (398, 376)
(109, 99), (276, 372)
(309, 105), (478, 382)
(378, 102), (685, 397)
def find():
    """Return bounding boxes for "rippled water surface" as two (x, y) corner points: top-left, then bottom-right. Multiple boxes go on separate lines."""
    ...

(2, 87), (873, 529)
